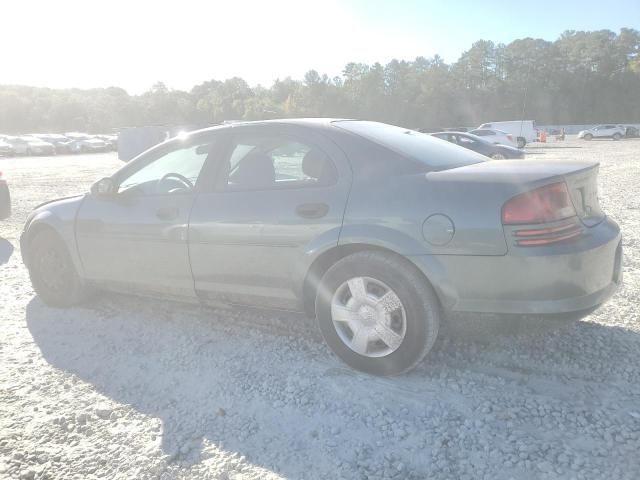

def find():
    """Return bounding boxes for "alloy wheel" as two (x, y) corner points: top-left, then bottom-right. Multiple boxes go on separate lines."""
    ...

(330, 276), (407, 357)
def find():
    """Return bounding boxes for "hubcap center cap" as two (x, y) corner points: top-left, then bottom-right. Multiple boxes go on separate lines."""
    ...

(357, 304), (377, 325)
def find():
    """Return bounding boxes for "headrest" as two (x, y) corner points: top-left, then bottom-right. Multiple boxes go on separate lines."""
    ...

(233, 151), (275, 188)
(302, 148), (336, 183)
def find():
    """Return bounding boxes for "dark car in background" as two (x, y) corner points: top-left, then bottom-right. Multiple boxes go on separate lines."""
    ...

(21, 119), (622, 376)
(68, 137), (110, 153)
(625, 126), (639, 138)
(431, 131), (525, 159)
(0, 171), (10, 220)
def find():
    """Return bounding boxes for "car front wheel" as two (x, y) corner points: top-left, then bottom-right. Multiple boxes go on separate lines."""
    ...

(491, 153), (506, 160)
(613, 133), (622, 140)
(28, 229), (87, 307)
(584, 134), (593, 140)
(315, 251), (440, 376)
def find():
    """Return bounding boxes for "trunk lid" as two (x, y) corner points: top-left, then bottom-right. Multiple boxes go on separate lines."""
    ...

(427, 159), (606, 227)
(563, 164), (604, 227)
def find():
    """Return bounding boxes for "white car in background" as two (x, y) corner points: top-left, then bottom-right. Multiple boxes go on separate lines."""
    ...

(578, 125), (625, 140)
(0, 139), (15, 156)
(4, 136), (56, 156)
(468, 128), (517, 147)
(478, 120), (537, 148)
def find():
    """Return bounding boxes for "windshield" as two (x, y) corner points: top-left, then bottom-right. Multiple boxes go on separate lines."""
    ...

(334, 120), (485, 170)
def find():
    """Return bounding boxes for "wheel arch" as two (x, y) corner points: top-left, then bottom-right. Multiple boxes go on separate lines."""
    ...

(301, 242), (447, 318)
(21, 214), (62, 268)
(21, 211), (81, 276)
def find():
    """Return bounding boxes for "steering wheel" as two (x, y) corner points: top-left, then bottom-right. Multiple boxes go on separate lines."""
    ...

(157, 172), (194, 192)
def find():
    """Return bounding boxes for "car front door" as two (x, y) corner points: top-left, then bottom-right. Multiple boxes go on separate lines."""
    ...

(188, 125), (352, 310)
(75, 135), (221, 299)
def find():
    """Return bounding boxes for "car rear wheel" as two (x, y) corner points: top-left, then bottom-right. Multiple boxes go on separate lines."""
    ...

(315, 251), (440, 376)
(491, 153), (506, 160)
(612, 133), (621, 141)
(28, 229), (87, 307)
(584, 134), (593, 140)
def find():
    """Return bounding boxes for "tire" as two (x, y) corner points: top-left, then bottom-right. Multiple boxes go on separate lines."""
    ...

(491, 153), (506, 160)
(315, 250), (440, 376)
(612, 133), (621, 141)
(584, 134), (593, 141)
(517, 138), (526, 148)
(27, 229), (87, 307)
(25, 148), (32, 156)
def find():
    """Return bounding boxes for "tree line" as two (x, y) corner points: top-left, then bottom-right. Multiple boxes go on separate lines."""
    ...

(1, 28), (639, 134)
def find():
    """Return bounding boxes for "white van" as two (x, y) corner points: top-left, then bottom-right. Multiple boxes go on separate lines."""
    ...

(478, 120), (537, 148)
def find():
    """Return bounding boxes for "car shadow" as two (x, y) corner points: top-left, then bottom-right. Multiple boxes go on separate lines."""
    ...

(0, 238), (14, 265)
(26, 293), (640, 477)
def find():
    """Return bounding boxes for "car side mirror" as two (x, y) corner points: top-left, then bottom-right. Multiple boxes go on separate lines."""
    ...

(91, 177), (116, 196)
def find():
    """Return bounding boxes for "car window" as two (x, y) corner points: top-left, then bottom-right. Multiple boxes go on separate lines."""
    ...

(225, 135), (337, 190)
(335, 121), (485, 170)
(118, 143), (211, 195)
(457, 135), (475, 145)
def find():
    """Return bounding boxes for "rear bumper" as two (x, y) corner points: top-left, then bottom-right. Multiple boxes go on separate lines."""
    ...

(410, 217), (622, 315)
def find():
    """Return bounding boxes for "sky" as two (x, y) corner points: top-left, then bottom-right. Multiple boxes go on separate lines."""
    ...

(1, 0), (638, 94)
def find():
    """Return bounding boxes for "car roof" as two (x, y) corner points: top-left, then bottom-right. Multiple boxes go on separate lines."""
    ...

(186, 118), (352, 136)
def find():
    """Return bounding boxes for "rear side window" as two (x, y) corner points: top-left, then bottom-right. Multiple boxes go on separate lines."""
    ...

(225, 135), (337, 190)
(335, 121), (485, 171)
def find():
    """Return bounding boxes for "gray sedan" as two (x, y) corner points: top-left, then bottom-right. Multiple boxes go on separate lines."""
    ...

(20, 119), (622, 375)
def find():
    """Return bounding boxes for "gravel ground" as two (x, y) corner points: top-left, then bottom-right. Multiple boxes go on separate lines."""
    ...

(1, 139), (639, 480)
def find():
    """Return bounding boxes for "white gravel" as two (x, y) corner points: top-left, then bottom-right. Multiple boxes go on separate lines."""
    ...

(1, 139), (639, 479)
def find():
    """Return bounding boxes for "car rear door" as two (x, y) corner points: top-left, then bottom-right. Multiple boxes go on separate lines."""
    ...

(188, 124), (352, 310)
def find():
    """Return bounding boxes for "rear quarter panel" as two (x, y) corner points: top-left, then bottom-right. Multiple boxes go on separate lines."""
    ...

(339, 165), (512, 256)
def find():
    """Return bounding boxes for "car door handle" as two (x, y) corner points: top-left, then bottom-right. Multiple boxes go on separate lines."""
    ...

(156, 206), (179, 221)
(295, 203), (329, 219)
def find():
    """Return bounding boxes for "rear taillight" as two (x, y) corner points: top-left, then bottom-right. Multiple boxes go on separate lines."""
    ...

(502, 182), (575, 225)
(503, 182), (582, 246)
